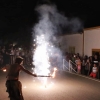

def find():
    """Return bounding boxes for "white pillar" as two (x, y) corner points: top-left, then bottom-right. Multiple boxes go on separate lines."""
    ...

(63, 59), (64, 70)
(69, 60), (70, 72)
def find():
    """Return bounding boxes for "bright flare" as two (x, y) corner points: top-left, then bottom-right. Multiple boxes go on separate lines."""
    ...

(51, 67), (57, 78)
(33, 35), (51, 87)
(3, 69), (6, 72)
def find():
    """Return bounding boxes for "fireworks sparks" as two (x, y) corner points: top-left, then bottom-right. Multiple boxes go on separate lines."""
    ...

(32, 33), (58, 88)
(33, 34), (51, 76)
(51, 67), (57, 78)
(33, 35), (51, 88)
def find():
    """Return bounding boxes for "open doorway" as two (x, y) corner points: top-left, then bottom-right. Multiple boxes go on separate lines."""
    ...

(92, 49), (100, 56)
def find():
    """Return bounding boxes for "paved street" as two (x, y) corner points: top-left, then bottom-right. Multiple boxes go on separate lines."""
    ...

(0, 70), (100, 100)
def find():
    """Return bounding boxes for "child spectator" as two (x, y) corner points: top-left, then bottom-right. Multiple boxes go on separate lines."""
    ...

(75, 56), (81, 74)
(90, 63), (98, 78)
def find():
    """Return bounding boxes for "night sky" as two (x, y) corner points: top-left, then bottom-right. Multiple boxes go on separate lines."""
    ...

(0, 0), (100, 46)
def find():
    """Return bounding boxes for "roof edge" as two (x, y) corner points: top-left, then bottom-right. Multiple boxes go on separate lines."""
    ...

(84, 26), (100, 31)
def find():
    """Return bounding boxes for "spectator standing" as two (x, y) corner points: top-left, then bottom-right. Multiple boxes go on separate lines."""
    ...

(81, 58), (85, 75)
(10, 47), (15, 64)
(92, 54), (100, 78)
(20, 48), (25, 65)
(75, 56), (82, 74)
(92, 54), (99, 66)
(90, 63), (98, 78)
(84, 58), (91, 76)
(5, 48), (11, 65)
(15, 47), (20, 58)
(0, 52), (3, 65)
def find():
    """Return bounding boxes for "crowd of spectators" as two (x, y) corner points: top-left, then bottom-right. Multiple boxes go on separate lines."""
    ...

(1, 43), (100, 80)
(0, 44), (33, 68)
(65, 52), (100, 79)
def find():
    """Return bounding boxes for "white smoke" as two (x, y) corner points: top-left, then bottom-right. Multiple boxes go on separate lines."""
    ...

(34, 4), (68, 35)
(32, 4), (82, 76)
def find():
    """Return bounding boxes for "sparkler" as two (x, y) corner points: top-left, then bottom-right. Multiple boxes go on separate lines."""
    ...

(38, 67), (57, 88)
(37, 67), (57, 78)
(51, 67), (57, 78)
(33, 34), (58, 88)
(37, 75), (51, 77)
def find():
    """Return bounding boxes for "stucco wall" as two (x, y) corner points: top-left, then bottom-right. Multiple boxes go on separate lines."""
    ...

(57, 27), (100, 57)
(84, 28), (100, 56)
(58, 34), (83, 55)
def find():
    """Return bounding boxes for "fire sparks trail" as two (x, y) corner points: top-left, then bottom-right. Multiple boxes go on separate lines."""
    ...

(36, 67), (57, 78)
(51, 67), (57, 78)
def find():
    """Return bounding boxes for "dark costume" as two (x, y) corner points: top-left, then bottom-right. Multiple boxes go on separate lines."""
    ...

(6, 80), (24, 100)
(4, 57), (36, 100)
(6, 63), (24, 100)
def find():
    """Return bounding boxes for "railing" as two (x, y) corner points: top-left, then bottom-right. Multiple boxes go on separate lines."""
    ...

(63, 59), (77, 73)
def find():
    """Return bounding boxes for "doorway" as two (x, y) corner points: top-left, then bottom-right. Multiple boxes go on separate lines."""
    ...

(92, 49), (100, 56)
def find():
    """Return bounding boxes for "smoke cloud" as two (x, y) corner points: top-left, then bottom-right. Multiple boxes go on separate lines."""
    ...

(33, 4), (83, 35)
(32, 4), (83, 76)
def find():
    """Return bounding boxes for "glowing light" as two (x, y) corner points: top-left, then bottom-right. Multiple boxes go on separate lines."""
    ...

(3, 69), (6, 72)
(51, 67), (57, 78)
(33, 34), (51, 88)
(24, 86), (27, 88)
(34, 35), (50, 75)
(33, 34), (58, 88)
(32, 68), (34, 71)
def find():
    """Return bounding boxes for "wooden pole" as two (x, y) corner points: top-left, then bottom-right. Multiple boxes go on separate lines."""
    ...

(82, 31), (84, 57)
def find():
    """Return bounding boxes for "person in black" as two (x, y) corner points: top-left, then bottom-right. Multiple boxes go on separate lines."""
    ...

(84, 58), (91, 76)
(1, 56), (37, 100)
(92, 54), (99, 66)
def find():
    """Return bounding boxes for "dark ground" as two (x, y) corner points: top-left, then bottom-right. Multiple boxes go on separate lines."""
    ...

(0, 70), (100, 100)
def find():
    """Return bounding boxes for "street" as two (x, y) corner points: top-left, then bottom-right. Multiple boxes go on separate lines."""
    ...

(0, 70), (100, 100)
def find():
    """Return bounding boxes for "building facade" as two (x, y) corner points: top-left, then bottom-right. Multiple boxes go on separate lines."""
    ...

(58, 26), (100, 57)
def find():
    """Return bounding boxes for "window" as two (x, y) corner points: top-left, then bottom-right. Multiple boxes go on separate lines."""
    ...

(69, 46), (75, 53)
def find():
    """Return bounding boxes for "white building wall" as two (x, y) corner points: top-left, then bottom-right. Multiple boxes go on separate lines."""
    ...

(57, 26), (100, 57)
(58, 34), (83, 55)
(84, 27), (100, 56)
